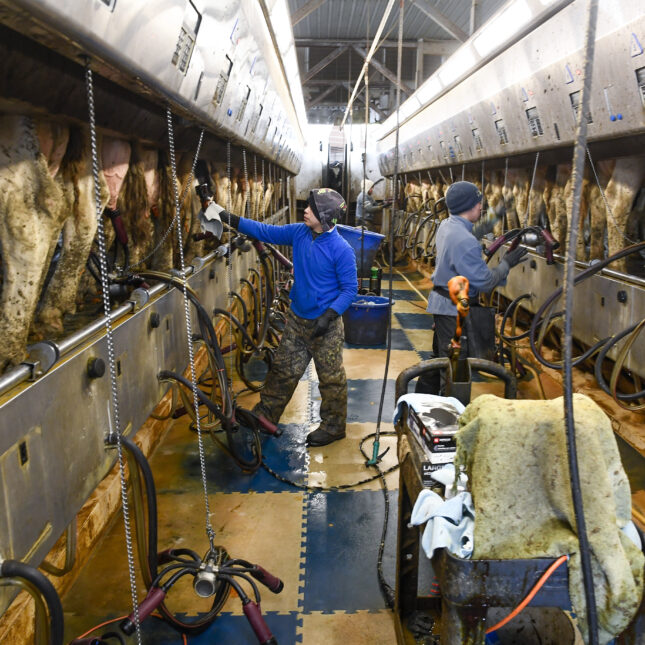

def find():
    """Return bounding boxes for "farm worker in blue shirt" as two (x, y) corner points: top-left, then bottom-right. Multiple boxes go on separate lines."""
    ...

(213, 188), (357, 446)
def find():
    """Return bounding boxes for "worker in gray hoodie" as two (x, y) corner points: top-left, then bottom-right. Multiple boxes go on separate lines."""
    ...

(355, 179), (388, 229)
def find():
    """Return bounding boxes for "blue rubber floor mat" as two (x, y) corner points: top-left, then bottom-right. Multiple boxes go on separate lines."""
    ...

(347, 379), (396, 423)
(179, 425), (308, 494)
(144, 611), (300, 644)
(389, 288), (429, 301)
(302, 490), (398, 613)
(394, 312), (433, 329)
(345, 327), (413, 351)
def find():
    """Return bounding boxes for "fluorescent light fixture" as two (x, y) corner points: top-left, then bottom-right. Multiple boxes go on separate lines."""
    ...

(439, 46), (476, 86)
(381, 98), (417, 131)
(473, 0), (533, 57)
(417, 76), (442, 105)
(270, 0), (292, 42)
(398, 99), (420, 121)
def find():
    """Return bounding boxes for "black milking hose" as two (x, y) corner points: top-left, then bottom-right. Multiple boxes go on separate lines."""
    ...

(212, 308), (260, 352)
(562, 2), (600, 640)
(529, 244), (645, 370)
(0, 560), (63, 645)
(109, 435), (159, 583)
(498, 293), (533, 343)
(230, 290), (250, 328)
(136, 270), (233, 417)
(240, 278), (260, 338)
(594, 321), (645, 401)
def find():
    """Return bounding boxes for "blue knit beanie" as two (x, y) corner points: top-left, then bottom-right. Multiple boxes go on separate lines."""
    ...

(308, 188), (346, 231)
(445, 181), (482, 215)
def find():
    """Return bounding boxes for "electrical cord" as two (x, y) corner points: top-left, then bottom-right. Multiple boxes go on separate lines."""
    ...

(485, 555), (569, 635)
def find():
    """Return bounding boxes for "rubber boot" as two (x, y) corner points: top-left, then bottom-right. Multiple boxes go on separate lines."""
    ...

(306, 426), (346, 447)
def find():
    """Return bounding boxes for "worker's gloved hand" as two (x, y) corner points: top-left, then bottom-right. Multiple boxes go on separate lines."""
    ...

(503, 246), (529, 268)
(217, 206), (241, 230)
(312, 308), (339, 338)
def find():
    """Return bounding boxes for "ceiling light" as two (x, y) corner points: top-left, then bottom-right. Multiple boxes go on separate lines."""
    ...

(473, 0), (533, 57)
(439, 46), (476, 86)
(417, 76), (442, 105)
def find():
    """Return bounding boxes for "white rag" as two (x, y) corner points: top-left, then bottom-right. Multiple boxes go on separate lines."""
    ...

(410, 488), (475, 560)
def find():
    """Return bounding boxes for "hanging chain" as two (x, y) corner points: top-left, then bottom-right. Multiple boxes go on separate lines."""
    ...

(85, 61), (142, 645)
(226, 140), (235, 379)
(242, 148), (251, 219)
(502, 157), (509, 233)
(522, 151), (540, 227)
(167, 107), (216, 549)
(127, 130), (204, 271)
(253, 153), (258, 220)
(261, 158), (266, 220)
(586, 147), (639, 245)
(480, 160), (485, 204)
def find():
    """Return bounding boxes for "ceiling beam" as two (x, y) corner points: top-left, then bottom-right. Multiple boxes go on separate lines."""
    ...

(307, 84), (338, 109)
(408, 0), (469, 42)
(302, 45), (348, 83)
(342, 83), (388, 121)
(295, 38), (459, 55)
(291, 0), (328, 26)
(306, 79), (392, 89)
(352, 45), (414, 96)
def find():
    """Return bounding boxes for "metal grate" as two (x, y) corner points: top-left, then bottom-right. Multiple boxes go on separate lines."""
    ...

(172, 27), (195, 74)
(569, 90), (593, 124)
(453, 135), (463, 158)
(495, 118), (509, 145)
(212, 55), (233, 106)
(472, 128), (483, 151)
(636, 67), (645, 107)
(526, 107), (543, 136)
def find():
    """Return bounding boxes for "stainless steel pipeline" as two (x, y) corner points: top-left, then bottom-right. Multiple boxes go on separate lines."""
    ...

(551, 252), (645, 288)
(0, 252), (219, 399)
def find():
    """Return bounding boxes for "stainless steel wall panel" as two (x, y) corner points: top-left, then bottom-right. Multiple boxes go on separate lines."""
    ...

(0, 0), (304, 172)
(0, 211), (289, 613)
(489, 250), (645, 378)
(378, 0), (645, 173)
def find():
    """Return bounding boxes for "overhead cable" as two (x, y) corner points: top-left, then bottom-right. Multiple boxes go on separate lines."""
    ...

(340, 0), (397, 127)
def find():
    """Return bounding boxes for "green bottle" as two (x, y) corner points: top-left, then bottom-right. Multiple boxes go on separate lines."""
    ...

(369, 266), (379, 294)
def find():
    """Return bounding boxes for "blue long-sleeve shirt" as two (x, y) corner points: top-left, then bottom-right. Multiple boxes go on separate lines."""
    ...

(427, 215), (510, 315)
(238, 219), (357, 319)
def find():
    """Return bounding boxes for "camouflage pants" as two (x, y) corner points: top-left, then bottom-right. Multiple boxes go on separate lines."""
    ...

(254, 309), (347, 433)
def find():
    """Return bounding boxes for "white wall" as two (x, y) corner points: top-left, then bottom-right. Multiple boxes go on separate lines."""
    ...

(294, 123), (387, 202)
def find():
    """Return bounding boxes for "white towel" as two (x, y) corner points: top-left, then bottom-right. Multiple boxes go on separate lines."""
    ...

(410, 489), (475, 560)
